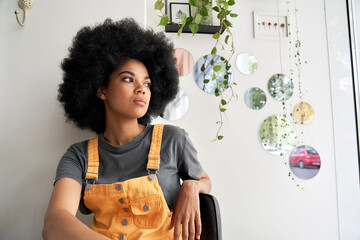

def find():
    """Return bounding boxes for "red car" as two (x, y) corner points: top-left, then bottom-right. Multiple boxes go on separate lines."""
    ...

(289, 147), (321, 168)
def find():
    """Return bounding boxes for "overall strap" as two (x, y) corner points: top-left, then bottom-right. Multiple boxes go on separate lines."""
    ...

(147, 124), (164, 172)
(86, 136), (99, 180)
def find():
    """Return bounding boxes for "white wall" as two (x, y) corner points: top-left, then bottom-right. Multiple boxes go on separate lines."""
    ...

(0, 0), (145, 238)
(0, 0), (359, 239)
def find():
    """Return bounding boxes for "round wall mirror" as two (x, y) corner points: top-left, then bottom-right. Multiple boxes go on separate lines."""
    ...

(244, 87), (266, 110)
(193, 54), (233, 94)
(268, 74), (294, 101)
(174, 48), (194, 77)
(259, 115), (297, 155)
(162, 88), (189, 121)
(293, 102), (314, 124)
(289, 145), (321, 179)
(236, 52), (258, 75)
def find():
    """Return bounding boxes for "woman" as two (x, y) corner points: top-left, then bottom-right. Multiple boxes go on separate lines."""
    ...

(42, 18), (211, 240)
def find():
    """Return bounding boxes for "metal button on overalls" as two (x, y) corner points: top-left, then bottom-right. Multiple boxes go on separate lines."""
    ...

(122, 219), (128, 226)
(83, 124), (180, 240)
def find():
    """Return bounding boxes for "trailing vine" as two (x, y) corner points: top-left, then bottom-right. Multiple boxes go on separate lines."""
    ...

(155, 0), (238, 141)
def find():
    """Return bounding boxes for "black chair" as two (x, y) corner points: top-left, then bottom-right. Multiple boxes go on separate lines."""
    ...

(199, 193), (222, 240)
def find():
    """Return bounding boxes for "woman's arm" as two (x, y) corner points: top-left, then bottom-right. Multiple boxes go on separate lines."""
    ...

(169, 170), (211, 240)
(42, 178), (110, 240)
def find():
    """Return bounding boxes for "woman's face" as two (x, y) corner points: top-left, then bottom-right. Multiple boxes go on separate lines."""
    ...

(99, 59), (151, 120)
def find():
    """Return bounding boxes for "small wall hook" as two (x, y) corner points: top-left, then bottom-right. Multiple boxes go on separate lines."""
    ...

(14, 0), (34, 26)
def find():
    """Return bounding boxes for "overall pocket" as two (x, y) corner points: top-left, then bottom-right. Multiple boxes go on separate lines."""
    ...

(130, 194), (163, 229)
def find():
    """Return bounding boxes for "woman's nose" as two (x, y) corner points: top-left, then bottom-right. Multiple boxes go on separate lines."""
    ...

(135, 84), (145, 94)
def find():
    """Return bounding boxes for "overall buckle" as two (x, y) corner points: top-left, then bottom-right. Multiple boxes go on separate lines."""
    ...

(147, 169), (158, 181)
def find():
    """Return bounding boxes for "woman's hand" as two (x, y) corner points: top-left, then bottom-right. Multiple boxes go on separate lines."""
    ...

(169, 170), (211, 240)
(169, 180), (201, 240)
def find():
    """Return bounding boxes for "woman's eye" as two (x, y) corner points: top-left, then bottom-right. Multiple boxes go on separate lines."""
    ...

(144, 82), (152, 87)
(123, 77), (133, 82)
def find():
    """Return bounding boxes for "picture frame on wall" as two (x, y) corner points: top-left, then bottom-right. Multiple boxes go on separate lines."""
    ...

(170, 3), (191, 23)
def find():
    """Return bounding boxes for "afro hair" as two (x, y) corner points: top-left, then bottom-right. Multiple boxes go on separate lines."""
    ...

(58, 18), (179, 134)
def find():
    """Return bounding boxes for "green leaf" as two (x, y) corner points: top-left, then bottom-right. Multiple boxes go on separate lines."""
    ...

(212, 6), (220, 12)
(222, 21), (228, 29)
(218, 10), (227, 20)
(212, 73), (216, 80)
(213, 32), (220, 39)
(154, 0), (164, 10)
(186, 16), (194, 24)
(203, 79), (210, 83)
(217, 135), (224, 140)
(195, 14), (202, 24)
(213, 65), (222, 72)
(230, 13), (238, 17)
(189, 22), (199, 35)
(224, 20), (232, 27)
(228, 0), (235, 6)
(223, 2), (228, 8)
(225, 35), (230, 44)
(221, 99), (227, 105)
(181, 13), (187, 25)
(203, 0), (210, 5)
(158, 15), (168, 26)
(220, 108), (227, 112)
(200, 6), (209, 16)
(201, 64), (205, 72)
(177, 26), (183, 36)
(189, 0), (198, 6)
(210, 59), (215, 65)
(211, 46), (217, 55)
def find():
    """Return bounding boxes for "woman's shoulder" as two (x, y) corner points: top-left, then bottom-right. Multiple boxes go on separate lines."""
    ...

(162, 124), (186, 135)
(63, 138), (91, 158)
(158, 124), (188, 144)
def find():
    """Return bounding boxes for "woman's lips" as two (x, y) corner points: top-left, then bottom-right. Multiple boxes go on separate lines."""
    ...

(133, 98), (146, 106)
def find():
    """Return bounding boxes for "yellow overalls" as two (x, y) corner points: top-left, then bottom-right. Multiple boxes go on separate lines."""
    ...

(84, 124), (179, 240)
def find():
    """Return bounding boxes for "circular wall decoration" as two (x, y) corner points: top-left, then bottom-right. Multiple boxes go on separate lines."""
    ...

(289, 145), (321, 179)
(236, 52), (258, 75)
(244, 87), (266, 110)
(293, 102), (314, 124)
(268, 73), (294, 101)
(174, 48), (194, 77)
(162, 88), (189, 121)
(193, 54), (233, 94)
(259, 114), (297, 155)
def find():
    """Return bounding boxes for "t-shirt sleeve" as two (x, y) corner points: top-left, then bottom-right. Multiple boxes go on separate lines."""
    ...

(177, 129), (203, 181)
(55, 142), (87, 187)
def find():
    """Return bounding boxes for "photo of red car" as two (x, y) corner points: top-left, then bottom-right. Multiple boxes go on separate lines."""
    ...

(289, 146), (321, 168)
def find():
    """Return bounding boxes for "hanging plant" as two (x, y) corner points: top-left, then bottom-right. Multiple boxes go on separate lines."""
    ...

(154, 0), (238, 141)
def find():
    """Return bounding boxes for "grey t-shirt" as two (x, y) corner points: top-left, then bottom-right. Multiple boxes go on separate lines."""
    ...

(55, 124), (203, 214)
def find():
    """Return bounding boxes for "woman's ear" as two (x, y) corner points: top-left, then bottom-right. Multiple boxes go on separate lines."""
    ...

(96, 87), (106, 100)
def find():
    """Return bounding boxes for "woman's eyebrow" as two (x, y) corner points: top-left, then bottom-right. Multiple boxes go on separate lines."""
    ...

(118, 71), (135, 76)
(119, 71), (150, 80)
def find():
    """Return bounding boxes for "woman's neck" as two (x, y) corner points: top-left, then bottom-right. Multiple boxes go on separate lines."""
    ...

(103, 118), (146, 146)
